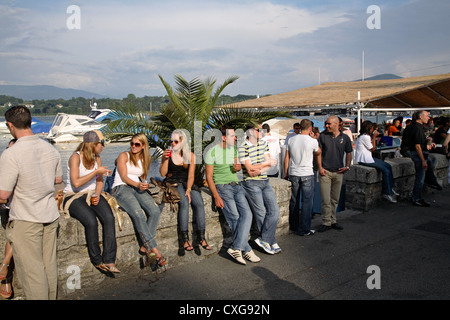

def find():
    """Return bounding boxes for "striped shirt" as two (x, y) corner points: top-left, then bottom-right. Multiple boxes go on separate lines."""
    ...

(238, 139), (270, 181)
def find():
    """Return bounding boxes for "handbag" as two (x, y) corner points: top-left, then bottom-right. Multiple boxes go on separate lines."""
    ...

(0, 203), (9, 229)
(150, 178), (181, 212)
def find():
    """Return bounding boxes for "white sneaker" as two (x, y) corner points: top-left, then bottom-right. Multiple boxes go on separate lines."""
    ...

(392, 189), (400, 196)
(243, 250), (261, 263)
(271, 243), (282, 254)
(254, 238), (275, 255)
(383, 194), (397, 203)
(227, 248), (246, 265)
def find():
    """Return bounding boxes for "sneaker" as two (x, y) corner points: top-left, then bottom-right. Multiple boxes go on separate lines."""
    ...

(392, 189), (400, 196)
(383, 194), (397, 203)
(254, 238), (275, 254)
(412, 199), (431, 207)
(227, 248), (246, 265)
(243, 250), (261, 263)
(331, 223), (344, 230)
(271, 243), (282, 254)
(300, 230), (316, 236)
(317, 225), (332, 232)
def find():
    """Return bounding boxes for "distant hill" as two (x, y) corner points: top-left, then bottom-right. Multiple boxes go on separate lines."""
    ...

(354, 74), (403, 81)
(0, 85), (107, 100)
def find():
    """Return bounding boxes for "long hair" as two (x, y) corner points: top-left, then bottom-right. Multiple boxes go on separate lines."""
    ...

(76, 142), (99, 169)
(172, 129), (191, 164)
(128, 133), (150, 178)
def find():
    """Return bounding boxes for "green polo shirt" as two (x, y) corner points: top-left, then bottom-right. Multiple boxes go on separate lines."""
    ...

(204, 144), (239, 185)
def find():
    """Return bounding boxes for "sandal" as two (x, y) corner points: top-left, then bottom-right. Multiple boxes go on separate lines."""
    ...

(156, 256), (167, 267)
(0, 278), (12, 299)
(0, 264), (8, 281)
(95, 263), (110, 273)
(181, 231), (193, 251)
(199, 239), (211, 250)
(105, 264), (121, 273)
(197, 230), (211, 250)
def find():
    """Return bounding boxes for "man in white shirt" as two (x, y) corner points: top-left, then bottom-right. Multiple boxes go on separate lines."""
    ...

(0, 106), (62, 300)
(284, 119), (321, 236)
(261, 123), (281, 177)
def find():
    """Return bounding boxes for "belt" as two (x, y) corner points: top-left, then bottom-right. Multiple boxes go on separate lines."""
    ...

(216, 181), (239, 187)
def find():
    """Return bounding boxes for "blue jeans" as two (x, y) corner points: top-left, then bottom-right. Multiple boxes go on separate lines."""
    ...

(410, 151), (438, 202)
(176, 184), (206, 232)
(289, 175), (315, 234)
(359, 158), (394, 196)
(216, 183), (253, 253)
(241, 179), (280, 245)
(113, 184), (161, 249)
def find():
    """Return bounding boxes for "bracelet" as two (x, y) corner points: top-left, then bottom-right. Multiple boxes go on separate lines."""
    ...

(186, 188), (192, 192)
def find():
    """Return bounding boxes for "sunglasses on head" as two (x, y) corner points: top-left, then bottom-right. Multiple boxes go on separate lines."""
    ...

(130, 141), (142, 147)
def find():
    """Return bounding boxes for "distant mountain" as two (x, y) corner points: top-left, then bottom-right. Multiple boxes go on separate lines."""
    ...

(0, 85), (107, 100)
(354, 74), (403, 81)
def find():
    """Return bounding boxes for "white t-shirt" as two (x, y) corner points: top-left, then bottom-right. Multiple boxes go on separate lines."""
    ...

(261, 134), (281, 175)
(355, 134), (375, 164)
(64, 151), (98, 193)
(112, 153), (144, 189)
(286, 134), (319, 176)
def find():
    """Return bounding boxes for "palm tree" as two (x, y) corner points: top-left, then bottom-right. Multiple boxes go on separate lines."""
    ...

(103, 74), (291, 184)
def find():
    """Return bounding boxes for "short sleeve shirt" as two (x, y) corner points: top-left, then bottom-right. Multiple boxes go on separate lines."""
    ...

(318, 131), (353, 172)
(238, 139), (270, 181)
(0, 135), (62, 223)
(204, 144), (239, 185)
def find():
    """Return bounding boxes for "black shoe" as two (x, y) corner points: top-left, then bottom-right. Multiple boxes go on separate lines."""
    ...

(317, 225), (332, 232)
(412, 199), (431, 207)
(331, 223), (344, 230)
(425, 182), (443, 191)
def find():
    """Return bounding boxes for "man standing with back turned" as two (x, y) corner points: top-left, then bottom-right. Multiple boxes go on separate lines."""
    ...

(0, 106), (62, 300)
(316, 115), (352, 232)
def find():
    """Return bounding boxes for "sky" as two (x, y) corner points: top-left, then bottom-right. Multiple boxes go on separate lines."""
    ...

(1, 0), (449, 99)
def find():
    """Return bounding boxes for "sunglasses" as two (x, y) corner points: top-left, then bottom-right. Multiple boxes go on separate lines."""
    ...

(170, 140), (179, 144)
(130, 141), (142, 147)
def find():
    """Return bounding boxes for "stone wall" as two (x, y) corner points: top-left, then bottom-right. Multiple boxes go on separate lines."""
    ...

(1, 178), (291, 300)
(345, 153), (448, 211)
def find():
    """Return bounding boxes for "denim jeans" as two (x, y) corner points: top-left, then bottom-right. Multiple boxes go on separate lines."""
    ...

(410, 151), (438, 202)
(176, 184), (206, 232)
(359, 158), (394, 196)
(216, 183), (253, 253)
(241, 179), (280, 245)
(66, 194), (117, 266)
(289, 175), (315, 234)
(113, 184), (161, 249)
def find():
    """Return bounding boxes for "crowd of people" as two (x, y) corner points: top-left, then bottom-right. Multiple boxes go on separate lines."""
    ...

(0, 105), (448, 300)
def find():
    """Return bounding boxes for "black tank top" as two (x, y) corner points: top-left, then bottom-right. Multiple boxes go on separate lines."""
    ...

(167, 157), (188, 183)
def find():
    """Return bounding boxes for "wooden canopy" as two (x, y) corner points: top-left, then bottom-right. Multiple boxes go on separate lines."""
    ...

(232, 73), (450, 110)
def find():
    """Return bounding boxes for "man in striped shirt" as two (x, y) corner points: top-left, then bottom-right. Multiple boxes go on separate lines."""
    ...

(239, 123), (281, 255)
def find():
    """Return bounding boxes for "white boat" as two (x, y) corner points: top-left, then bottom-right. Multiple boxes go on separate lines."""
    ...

(0, 117), (53, 135)
(46, 113), (106, 143)
(87, 101), (112, 122)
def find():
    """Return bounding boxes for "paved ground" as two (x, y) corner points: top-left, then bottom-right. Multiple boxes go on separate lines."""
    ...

(63, 186), (450, 314)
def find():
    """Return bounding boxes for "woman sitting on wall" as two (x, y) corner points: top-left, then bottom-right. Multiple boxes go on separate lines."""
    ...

(112, 133), (166, 267)
(355, 121), (399, 203)
(62, 130), (119, 273)
(159, 129), (211, 253)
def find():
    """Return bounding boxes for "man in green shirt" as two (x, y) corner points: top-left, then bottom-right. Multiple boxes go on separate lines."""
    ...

(205, 126), (260, 265)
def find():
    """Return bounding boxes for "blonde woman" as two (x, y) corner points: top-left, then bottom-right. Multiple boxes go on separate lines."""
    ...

(112, 133), (166, 267)
(160, 129), (210, 252)
(62, 130), (119, 273)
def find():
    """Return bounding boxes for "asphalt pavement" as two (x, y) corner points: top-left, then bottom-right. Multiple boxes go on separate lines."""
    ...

(63, 185), (450, 313)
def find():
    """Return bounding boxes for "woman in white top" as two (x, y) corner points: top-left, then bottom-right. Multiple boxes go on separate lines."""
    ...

(62, 130), (119, 273)
(355, 121), (398, 203)
(112, 133), (166, 268)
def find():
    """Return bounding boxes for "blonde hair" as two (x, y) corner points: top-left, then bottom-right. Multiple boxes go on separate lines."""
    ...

(76, 142), (99, 169)
(171, 129), (191, 164)
(129, 133), (151, 178)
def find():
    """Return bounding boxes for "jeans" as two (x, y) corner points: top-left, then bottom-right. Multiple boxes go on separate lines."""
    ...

(359, 158), (395, 196)
(216, 183), (253, 253)
(176, 184), (206, 232)
(410, 151), (438, 202)
(319, 171), (344, 226)
(113, 184), (161, 249)
(241, 179), (280, 245)
(66, 194), (117, 266)
(289, 175), (315, 234)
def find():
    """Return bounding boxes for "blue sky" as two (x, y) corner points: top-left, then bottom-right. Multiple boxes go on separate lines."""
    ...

(1, 0), (449, 98)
